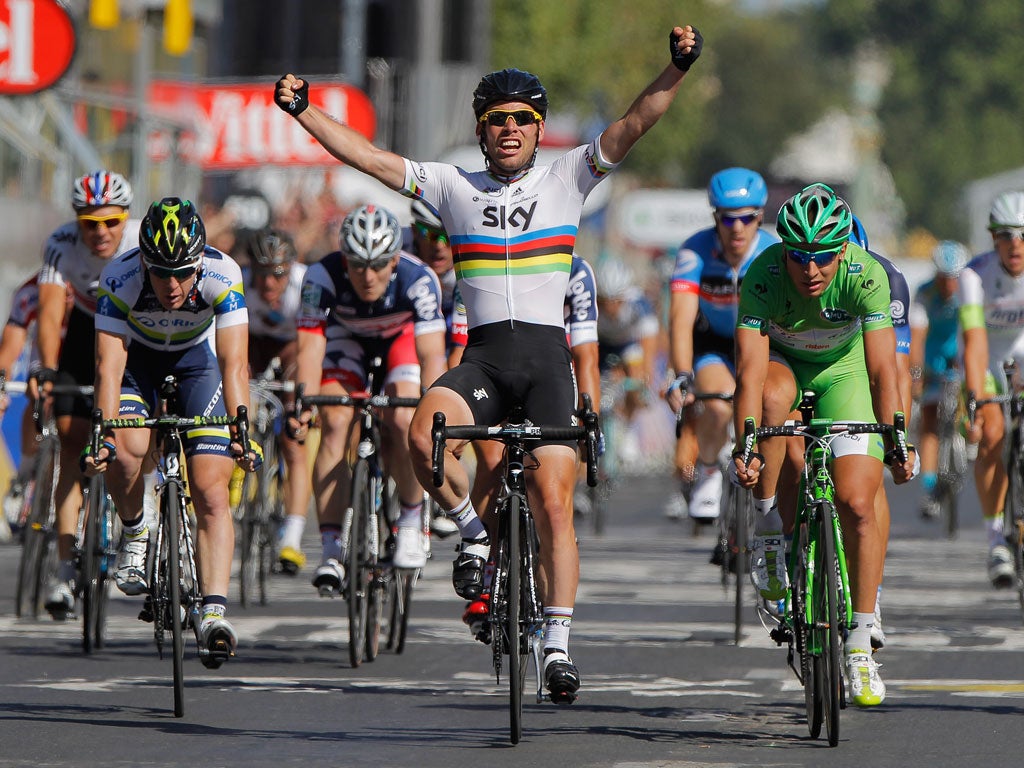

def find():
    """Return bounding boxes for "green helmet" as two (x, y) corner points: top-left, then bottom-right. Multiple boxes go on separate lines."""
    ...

(776, 183), (852, 251)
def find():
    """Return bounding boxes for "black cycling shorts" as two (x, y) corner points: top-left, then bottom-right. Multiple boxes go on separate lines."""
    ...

(433, 321), (578, 448)
(54, 306), (95, 419)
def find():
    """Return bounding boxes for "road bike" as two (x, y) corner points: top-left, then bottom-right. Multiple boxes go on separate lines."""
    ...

(236, 364), (290, 607)
(932, 366), (967, 539)
(430, 396), (600, 745)
(297, 357), (420, 668)
(92, 376), (249, 717)
(968, 359), (1024, 622)
(743, 394), (907, 747)
(14, 381), (93, 620)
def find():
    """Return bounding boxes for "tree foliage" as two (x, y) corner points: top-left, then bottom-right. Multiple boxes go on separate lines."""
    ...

(816, 0), (1024, 236)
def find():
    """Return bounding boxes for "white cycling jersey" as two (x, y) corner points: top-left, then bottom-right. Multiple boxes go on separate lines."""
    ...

(958, 250), (1024, 368)
(243, 262), (306, 342)
(40, 220), (141, 315)
(402, 137), (616, 331)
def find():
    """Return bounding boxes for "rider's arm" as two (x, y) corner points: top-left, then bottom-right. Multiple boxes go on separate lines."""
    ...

(215, 322), (251, 418)
(668, 290), (698, 377)
(294, 329), (326, 400)
(36, 282), (67, 372)
(414, 329), (447, 390)
(94, 328), (128, 422)
(732, 325), (768, 440)
(572, 341), (601, 414)
(863, 326), (902, 425)
(598, 26), (699, 165)
(0, 322), (27, 380)
(274, 75), (407, 190)
(958, 268), (987, 397)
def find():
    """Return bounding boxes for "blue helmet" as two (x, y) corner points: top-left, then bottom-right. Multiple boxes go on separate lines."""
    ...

(848, 215), (869, 250)
(708, 168), (768, 210)
(931, 240), (969, 277)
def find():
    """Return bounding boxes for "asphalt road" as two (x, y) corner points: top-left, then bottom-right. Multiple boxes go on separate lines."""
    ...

(1, 472), (1023, 767)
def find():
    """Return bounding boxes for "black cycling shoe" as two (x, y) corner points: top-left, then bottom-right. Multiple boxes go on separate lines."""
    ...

(543, 649), (580, 705)
(452, 537), (489, 600)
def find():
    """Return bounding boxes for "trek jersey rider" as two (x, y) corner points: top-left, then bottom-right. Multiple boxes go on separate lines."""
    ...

(296, 251), (445, 350)
(736, 243), (893, 363)
(402, 137), (616, 331)
(958, 250), (1024, 369)
(40, 220), (141, 316)
(243, 262), (307, 343)
(95, 247), (249, 350)
(671, 226), (779, 353)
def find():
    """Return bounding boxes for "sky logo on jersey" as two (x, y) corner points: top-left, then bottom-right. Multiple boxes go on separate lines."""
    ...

(820, 307), (852, 323)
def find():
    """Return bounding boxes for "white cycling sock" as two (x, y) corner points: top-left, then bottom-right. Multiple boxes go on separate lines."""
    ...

(848, 611), (874, 653)
(753, 495), (782, 534)
(398, 500), (423, 528)
(446, 496), (487, 540)
(986, 514), (1005, 549)
(543, 606), (573, 654)
(279, 514), (306, 550)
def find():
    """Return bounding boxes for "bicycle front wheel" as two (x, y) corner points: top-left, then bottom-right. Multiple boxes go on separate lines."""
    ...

(1004, 445), (1024, 624)
(347, 460), (371, 668)
(792, 521), (821, 739)
(163, 481), (186, 718)
(507, 492), (524, 744)
(17, 437), (59, 619)
(386, 568), (415, 654)
(816, 501), (843, 747)
(732, 484), (752, 646)
(81, 477), (109, 653)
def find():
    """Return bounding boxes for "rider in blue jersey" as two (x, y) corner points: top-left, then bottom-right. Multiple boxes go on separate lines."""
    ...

(665, 168), (779, 523)
(910, 241), (968, 519)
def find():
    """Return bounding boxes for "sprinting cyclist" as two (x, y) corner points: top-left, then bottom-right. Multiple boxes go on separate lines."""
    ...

(274, 21), (701, 703)
(732, 183), (914, 707)
(959, 191), (1024, 588)
(665, 168), (778, 523)
(289, 204), (446, 587)
(909, 241), (968, 519)
(37, 170), (140, 618)
(240, 228), (313, 574)
(86, 197), (256, 666)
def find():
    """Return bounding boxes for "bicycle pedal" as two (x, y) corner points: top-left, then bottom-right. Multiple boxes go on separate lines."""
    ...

(770, 625), (792, 646)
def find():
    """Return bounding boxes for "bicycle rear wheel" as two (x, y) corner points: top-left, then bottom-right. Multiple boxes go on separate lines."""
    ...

(507, 492), (525, 745)
(1004, 447), (1024, 623)
(80, 477), (108, 653)
(347, 460), (371, 668)
(164, 481), (186, 718)
(238, 470), (265, 608)
(817, 502), (843, 747)
(726, 482), (752, 646)
(17, 437), (59, 619)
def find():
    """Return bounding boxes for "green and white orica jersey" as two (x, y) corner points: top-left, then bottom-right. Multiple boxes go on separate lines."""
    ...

(736, 243), (893, 362)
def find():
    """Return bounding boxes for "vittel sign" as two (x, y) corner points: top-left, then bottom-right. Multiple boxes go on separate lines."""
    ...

(0, 0), (76, 95)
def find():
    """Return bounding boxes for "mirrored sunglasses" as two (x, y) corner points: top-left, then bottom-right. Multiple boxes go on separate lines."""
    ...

(77, 211), (129, 230)
(478, 109), (543, 127)
(145, 260), (200, 280)
(993, 227), (1024, 242)
(413, 222), (449, 244)
(254, 265), (289, 278)
(350, 258), (393, 273)
(785, 247), (842, 267)
(717, 212), (760, 227)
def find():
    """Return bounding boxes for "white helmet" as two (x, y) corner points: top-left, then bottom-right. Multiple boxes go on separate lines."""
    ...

(72, 170), (133, 210)
(597, 257), (634, 299)
(931, 240), (969, 277)
(340, 204), (401, 266)
(988, 191), (1024, 229)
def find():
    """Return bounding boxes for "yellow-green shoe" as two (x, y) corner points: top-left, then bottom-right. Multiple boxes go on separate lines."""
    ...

(278, 546), (306, 575)
(847, 649), (886, 706)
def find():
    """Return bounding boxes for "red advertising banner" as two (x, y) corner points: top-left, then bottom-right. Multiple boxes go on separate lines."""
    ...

(149, 81), (376, 168)
(0, 0), (76, 95)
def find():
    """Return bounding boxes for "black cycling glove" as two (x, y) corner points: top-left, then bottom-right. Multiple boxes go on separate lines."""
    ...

(278, 77), (310, 117)
(670, 28), (703, 72)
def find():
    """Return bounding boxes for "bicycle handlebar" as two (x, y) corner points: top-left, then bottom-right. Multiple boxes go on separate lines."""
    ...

(430, 393), (601, 488)
(746, 416), (909, 464)
(296, 388), (421, 412)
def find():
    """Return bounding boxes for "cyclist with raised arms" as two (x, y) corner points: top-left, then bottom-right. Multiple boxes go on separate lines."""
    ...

(240, 228), (313, 574)
(87, 197), (256, 666)
(959, 191), (1024, 588)
(275, 22), (701, 704)
(909, 240), (968, 519)
(37, 170), (140, 618)
(732, 183), (914, 707)
(289, 204), (446, 588)
(665, 168), (779, 523)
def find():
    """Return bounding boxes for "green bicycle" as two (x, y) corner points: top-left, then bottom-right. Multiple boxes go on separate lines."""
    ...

(742, 393), (907, 747)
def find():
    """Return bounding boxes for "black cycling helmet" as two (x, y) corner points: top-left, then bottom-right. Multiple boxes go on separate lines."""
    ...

(472, 68), (548, 119)
(139, 197), (206, 267)
(245, 227), (297, 269)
